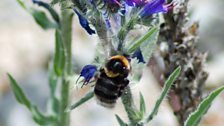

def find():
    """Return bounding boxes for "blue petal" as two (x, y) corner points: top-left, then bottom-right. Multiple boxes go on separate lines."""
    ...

(77, 65), (97, 87)
(132, 48), (146, 63)
(73, 9), (96, 35)
(102, 11), (112, 29)
(125, 0), (147, 7)
(108, 0), (120, 4)
(140, 0), (168, 17)
(32, 0), (43, 5)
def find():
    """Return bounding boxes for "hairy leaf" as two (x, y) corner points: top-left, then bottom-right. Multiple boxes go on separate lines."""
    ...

(16, 0), (58, 29)
(69, 91), (94, 111)
(33, 0), (60, 23)
(30, 8), (58, 29)
(126, 106), (142, 123)
(146, 66), (181, 122)
(30, 106), (56, 125)
(126, 26), (158, 54)
(115, 114), (128, 126)
(117, 17), (138, 42)
(31, 106), (46, 121)
(139, 92), (146, 115)
(8, 74), (56, 125)
(140, 27), (159, 63)
(184, 86), (224, 126)
(8, 74), (31, 109)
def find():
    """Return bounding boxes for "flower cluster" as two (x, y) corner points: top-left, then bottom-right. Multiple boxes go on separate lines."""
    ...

(75, 0), (176, 85)
(74, 0), (174, 34)
(126, 0), (148, 7)
(139, 0), (175, 17)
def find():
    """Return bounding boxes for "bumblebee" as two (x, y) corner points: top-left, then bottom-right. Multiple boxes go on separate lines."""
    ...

(94, 55), (131, 107)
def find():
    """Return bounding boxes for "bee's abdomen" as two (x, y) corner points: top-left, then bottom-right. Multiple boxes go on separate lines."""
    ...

(94, 72), (129, 108)
(94, 77), (119, 105)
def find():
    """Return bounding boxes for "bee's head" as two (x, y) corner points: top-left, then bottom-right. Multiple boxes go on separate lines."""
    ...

(104, 55), (130, 78)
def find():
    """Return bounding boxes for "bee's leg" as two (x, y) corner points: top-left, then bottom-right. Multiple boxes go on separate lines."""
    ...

(118, 79), (129, 97)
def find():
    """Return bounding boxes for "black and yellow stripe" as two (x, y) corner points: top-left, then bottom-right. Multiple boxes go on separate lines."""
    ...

(104, 55), (130, 78)
(94, 67), (129, 108)
(110, 55), (130, 70)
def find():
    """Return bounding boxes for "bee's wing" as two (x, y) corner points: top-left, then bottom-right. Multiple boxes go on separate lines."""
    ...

(126, 26), (159, 82)
(93, 42), (110, 68)
(128, 58), (145, 83)
(140, 27), (159, 63)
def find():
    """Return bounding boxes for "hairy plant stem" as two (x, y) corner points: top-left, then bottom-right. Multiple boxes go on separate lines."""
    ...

(59, 1), (73, 126)
(121, 86), (139, 126)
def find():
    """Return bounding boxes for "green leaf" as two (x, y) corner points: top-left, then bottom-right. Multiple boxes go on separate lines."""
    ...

(30, 106), (56, 125)
(126, 107), (142, 123)
(121, 86), (141, 125)
(117, 17), (138, 42)
(8, 74), (55, 125)
(54, 30), (65, 76)
(30, 8), (58, 29)
(184, 86), (224, 126)
(16, 0), (58, 29)
(51, 97), (60, 114)
(145, 66), (181, 122)
(8, 74), (56, 125)
(127, 27), (158, 83)
(33, 0), (60, 23)
(126, 26), (158, 54)
(68, 91), (94, 111)
(115, 114), (128, 126)
(16, 0), (27, 10)
(139, 92), (146, 115)
(140, 27), (159, 63)
(8, 74), (31, 109)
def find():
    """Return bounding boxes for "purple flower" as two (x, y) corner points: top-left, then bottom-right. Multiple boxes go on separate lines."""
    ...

(108, 0), (122, 5)
(125, 0), (148, 7)
(76, 65), (97, 87)
(132, 48), (146, 63)
(139, 0), (174, 17)
(73, 9), (96, 35)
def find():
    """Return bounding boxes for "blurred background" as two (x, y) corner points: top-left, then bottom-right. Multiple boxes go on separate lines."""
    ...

(1, 0), (224, 126)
